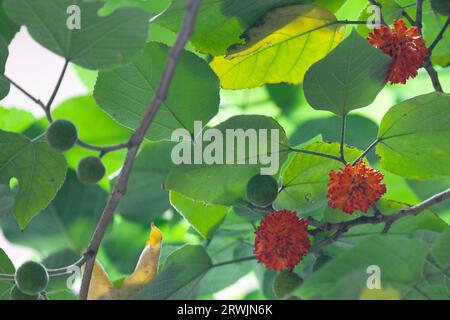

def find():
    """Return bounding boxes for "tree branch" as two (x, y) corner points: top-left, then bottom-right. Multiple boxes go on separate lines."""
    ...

(78, 0), (202, 300)
(309, 188), (450, 247)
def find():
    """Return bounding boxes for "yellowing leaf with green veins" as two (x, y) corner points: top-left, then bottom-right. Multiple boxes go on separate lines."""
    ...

(210, 5), (345, 89)
(87, 225), (162, 300)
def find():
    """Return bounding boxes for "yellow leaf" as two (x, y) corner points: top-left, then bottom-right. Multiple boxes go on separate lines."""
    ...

(122, 225), (162, 288)
(210, 5), (345, 89)
(87, 225), (163, 300)
(86, 261), (115, 300)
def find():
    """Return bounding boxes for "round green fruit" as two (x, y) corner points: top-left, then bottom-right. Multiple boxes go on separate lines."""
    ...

(14, 261), (49, 295)
(46, 119), (78, 151)
(10, 285), (40, 300)
(77, 156), (106, 185)
(273, 271), (303, 299)
(246, 174), (278, 207)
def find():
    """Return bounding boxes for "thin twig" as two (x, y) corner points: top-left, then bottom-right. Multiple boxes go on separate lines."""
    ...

(289, 147), (346, 164)
(211, 256), (256, 268)
(3, 72), (130, 154)
(428, 17), (450, 54)
(46, 256), (87, 276)
(45, 59), (70, 120)
(78, 0), (202, 300)
(2, 74), (46, 110)
(352, 138), (380, 165)
(309, 188), (450, 244)
(335, 20), (369, 25)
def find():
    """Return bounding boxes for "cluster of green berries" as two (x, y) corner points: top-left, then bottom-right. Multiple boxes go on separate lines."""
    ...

(46, 119), (106, 185)
(10, 261), (48, 300)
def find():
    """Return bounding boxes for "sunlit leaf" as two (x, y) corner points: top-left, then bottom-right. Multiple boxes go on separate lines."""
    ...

(210, 5), (345, 89)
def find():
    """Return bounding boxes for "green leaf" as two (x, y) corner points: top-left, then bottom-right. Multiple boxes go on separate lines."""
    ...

(0, 171), (108, 254)
(0, 248), (14, 300)
(430, 227), (450, 269)
(0, 0), (19, 44)
(377, 92), (450, 179)
(303, 30), (391, 115)
(0, 37), (9, 100)
(266, 84), (301, 115)
(431, 0), (450, 16)
(95, 0), (171, 16)
(210, 5), (345, 89)
(158, 0), (314, 56)
(170, 192), (230, 239)
(273, 271), (303, 299)
(0, 130), (67, 229)
(94, 42), (220, 141)
(132, 245), (212, 300)
(3, 0), (149, 69)
(198, 231), (255, 296)
(165, 115), (289, 206)
(275, 142), (362, 215)
(298, 235), (429, 299)
(0, 183), (13, 216)
(116, 141), (174, 222)
(0, 107), (35, 133)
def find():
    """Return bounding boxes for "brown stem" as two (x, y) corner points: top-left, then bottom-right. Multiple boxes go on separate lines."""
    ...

(78, 0), (202, 300)
(309, 188), (450, 247)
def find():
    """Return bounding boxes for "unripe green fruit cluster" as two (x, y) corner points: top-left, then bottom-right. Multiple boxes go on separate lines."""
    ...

(246, 174), (279, 207)
(12, 261), (48, 299)
(46, 119), (78, 151)
(77, 156), (106, 185)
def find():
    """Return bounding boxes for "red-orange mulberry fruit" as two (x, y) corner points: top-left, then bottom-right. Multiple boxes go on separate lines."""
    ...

(254, 210), (310, 272)
(327, 161), (386, 214)
(367, 19), (428, 84)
